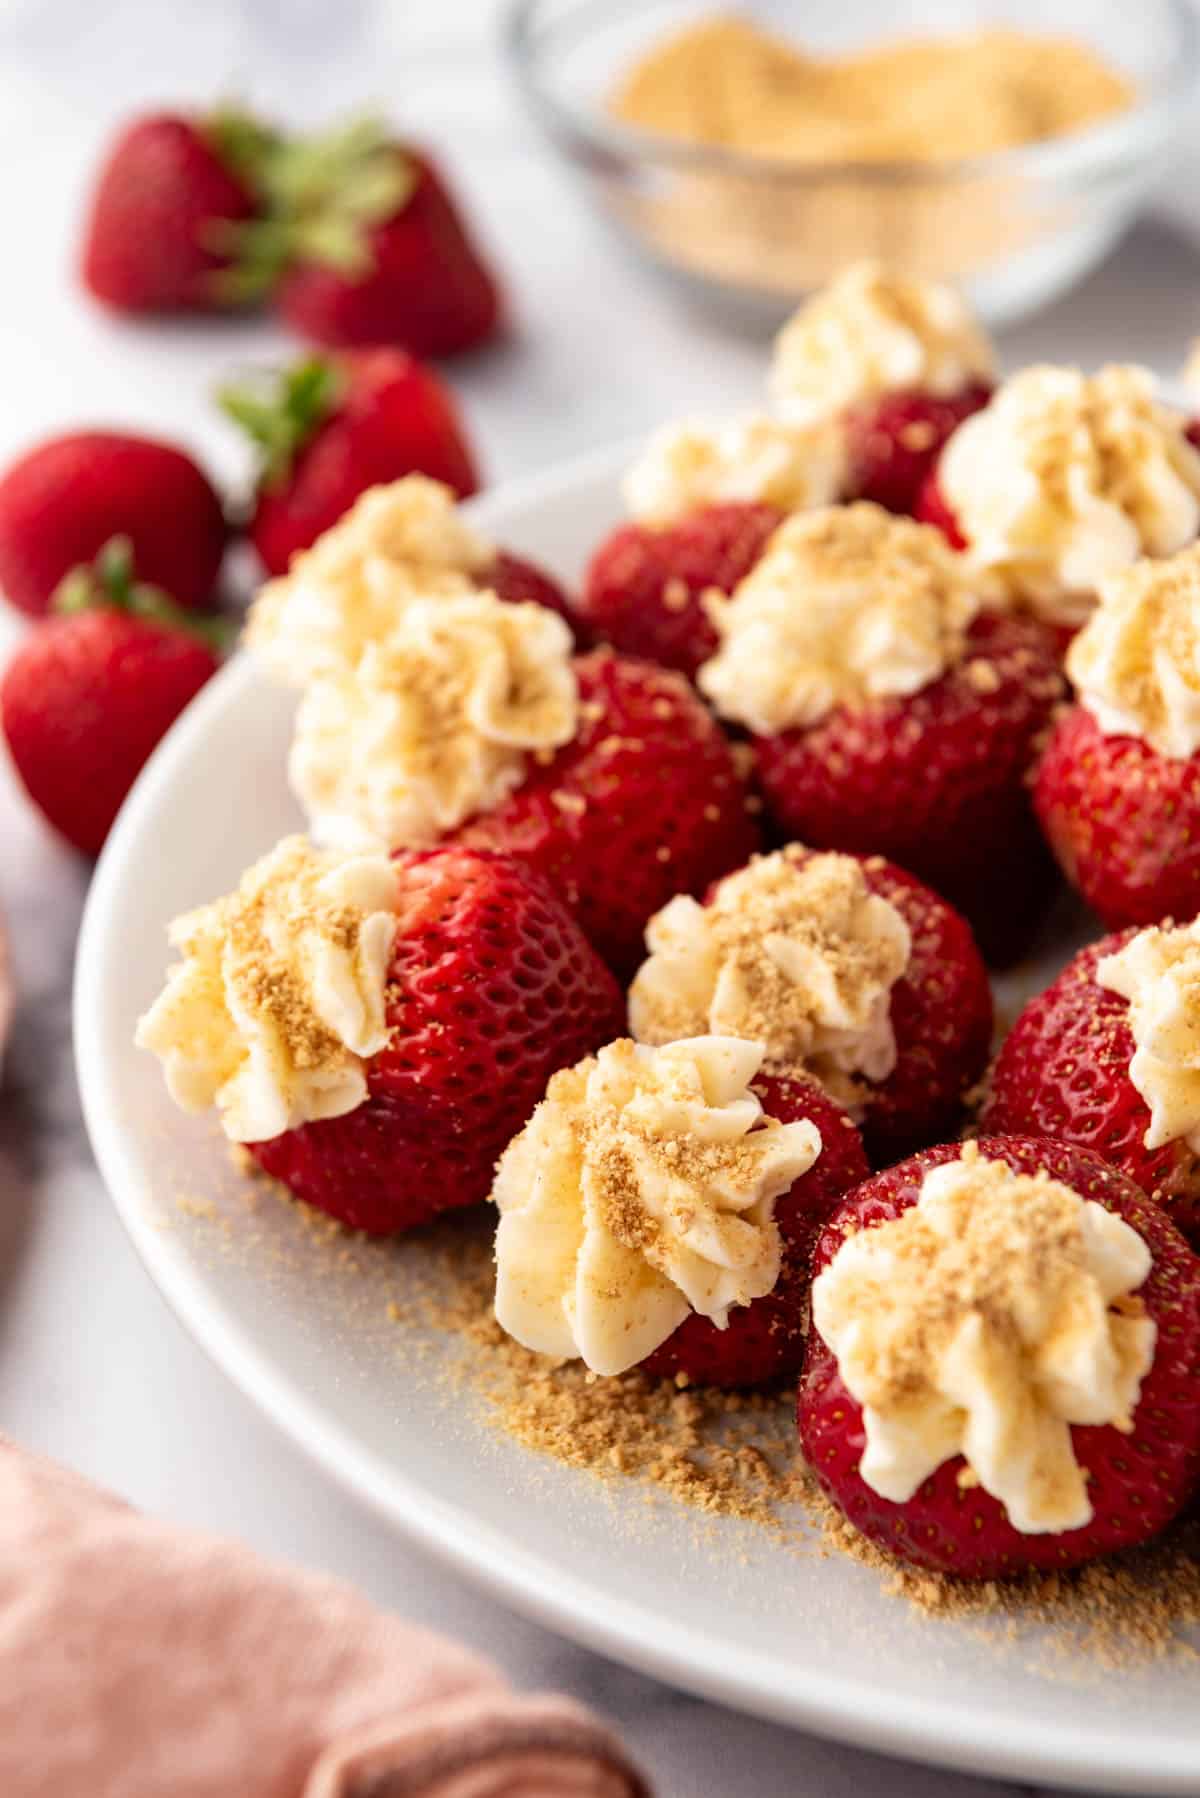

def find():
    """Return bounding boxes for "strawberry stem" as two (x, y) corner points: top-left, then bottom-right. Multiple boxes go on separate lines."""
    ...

(53, 536), (235, 653)
(217, 356), (342, 487)
(209, 112), (416, 302)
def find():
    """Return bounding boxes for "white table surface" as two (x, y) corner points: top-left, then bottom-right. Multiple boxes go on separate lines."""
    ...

(1, 3), (1199, 1792)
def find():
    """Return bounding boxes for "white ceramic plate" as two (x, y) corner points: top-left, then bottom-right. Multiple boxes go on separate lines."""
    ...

(76, 447), (1198, 1796)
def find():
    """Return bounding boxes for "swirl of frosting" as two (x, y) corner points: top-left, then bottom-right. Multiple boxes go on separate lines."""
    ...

(938, 365), (1200, 626)
(1068, 546), (1200, 759)
(136, 836), (399, 1143)
(247, 477), (492, 683)
(812, 1145), (1156, 1534)
(492, 1036), (822, 1376)
(629, 849), (911, 1116)
(770, 261), (994, 426)
(697, 503), (984, 734)
(623, 413), (846, 526)
(1097, 920), (1200, 1153)
(289, 592), (578, 849)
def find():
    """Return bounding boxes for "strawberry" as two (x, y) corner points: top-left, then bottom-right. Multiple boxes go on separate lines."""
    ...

(267, 121), (501, 357)
(80, 109), (277, 313)
(800, 851), (992, 1163)
(1034, 705), (1200, 931)
(641, 1072), (868, 1388)
(0, 540), (224, 855)
(844, 383), (991, 518)
(981, 933), (1200, 1244)
(752, 611), (1066, 967)
(800, 1136), (1200, 1577)
(222, 351), (479, 577)
(451, 649), (760, 976)
(579, 502), (785, 677)
(0, 431), (226, 619)
(251, 849), (623, 1234)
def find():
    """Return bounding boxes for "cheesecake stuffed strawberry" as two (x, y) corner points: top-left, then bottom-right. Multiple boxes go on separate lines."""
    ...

(1034, 545), (1200, 928)
(919, 364), (1200, 638)
(770, 260), (994, 517)
(800, 1137), (1200, 1578)
(580, 418), (841, 676)
(276, 579), (757, 974)
(137, 836), (623, 1234)
(982, 922), (1200, 1245)
(696, 503), (1065, 965)
(245, 473), (577, 682)
(579, 264), (993, 676)
(628, 846), (992, 1163)
(491, 1034), (867, 1388)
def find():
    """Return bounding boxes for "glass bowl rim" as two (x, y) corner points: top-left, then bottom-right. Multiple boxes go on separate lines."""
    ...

(502, 0), (1200, 189)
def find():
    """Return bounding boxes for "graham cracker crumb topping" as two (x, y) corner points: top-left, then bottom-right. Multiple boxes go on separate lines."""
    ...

(492, 1036), (821, 1376)
(698, 502), (986, 734)
(629, 847), (910, 1115)
(289, 591), (579, 849)
(1068, 544), (1200, 759)
(136, 836), (399, 1143)
(812, 1145), (1156, 1534)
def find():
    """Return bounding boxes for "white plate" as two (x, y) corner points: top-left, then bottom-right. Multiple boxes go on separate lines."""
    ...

(76, 447), (1198, 1796)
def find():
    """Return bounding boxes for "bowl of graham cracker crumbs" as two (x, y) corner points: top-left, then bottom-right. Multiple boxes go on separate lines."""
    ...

(504, 0), (1199, 327)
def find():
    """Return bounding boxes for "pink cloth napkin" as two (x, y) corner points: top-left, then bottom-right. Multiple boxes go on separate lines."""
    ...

(0, 1441), (650, 1798)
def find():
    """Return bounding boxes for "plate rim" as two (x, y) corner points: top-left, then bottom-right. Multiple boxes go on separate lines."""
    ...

(74, 443), (1200, 1797)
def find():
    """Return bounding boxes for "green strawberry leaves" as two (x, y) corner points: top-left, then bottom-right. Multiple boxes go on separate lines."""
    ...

(217, 355), (343, 486)
(207, 110), (416, 303)
(54, 537), (235, 653)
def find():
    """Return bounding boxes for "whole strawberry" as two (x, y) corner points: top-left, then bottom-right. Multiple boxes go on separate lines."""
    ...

(222, 351), (479, 576)
(452, 648), (760, 976)
(800, 1136), (1200, 1578)
(845, 383), (991, 517)
(80, 109), (276, 313)
(252, 849), (623, 1233)
(271, 125), (502, 358)
(1, 540), (224, 855)
(981, 932), (1200, 1245)
(0, 431), (226, 618)
(580, 501), (784, 677)
(641, 1072), (868, 1388)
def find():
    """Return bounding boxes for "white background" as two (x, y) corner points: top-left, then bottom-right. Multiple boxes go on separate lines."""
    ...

(1, 2), (1199, 1792)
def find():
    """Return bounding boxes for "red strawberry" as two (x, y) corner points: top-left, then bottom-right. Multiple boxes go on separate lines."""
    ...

(753, 611), (1066, 966)
(251, 849), (623, 1234)
(799, 851), (992, 1163)
(222, 351), (479, 577)
(914, 470), (967, 548)
(800, 1136), (1200, 1578)
(641, 1072), (868, 1388)
(80, 110), (275, 313)
(0, 431), (226, 618)
(271, 126), (502, 358)
(845, 383), (992, 518)
(1034, 705), (1200, 930)
(0, 541), (223, 855)
(580, 501), (785, 677)
(451, 649), (760, 976)
(982, 932), (1200, 1244)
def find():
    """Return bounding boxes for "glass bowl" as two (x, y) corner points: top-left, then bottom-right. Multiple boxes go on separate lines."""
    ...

(504, 0), (1200, 329)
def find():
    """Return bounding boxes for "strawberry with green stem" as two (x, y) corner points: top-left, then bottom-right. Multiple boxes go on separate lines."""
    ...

(1, 539), (229, 855)
(220, 349), (480, 576)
